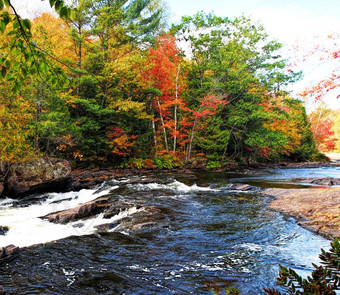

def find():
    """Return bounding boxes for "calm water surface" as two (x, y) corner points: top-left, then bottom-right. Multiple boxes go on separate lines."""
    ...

(0, 167), (338, 294)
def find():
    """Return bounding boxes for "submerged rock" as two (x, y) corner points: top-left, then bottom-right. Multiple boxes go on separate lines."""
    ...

(292, 177), (340, 186)
(41, 195), (112, 223)
(3, 158), (71, 198)
(96, 206), (169, 233)
(229, 183), (254, 191)
(0, 244), (19, 264)
(0, 286), (6, 294)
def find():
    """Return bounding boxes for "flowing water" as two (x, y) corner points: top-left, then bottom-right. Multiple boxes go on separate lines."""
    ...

(0, 166), (338, 294)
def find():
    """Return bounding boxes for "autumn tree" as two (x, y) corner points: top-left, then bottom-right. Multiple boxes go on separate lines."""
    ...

(0, 0), (72, 89)
(172, 13), (301, 164)
(309, 104), (337, 153)
(144, 33), (188, 156)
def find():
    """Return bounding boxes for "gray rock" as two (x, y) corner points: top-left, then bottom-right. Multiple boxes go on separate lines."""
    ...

(229, 183), (254, 191)
(41, 196), (111, 223)
(0, 285), (6, 294)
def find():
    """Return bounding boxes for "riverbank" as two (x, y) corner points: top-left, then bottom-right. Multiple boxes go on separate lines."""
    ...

(263, 187), (340, 239)
(1, 160), (339, 241)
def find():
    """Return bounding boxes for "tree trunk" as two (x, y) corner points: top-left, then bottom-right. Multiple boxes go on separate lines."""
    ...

(157, 100), (169, 151)
(152, 118), (158, 156)
(173, 64), (181, 153)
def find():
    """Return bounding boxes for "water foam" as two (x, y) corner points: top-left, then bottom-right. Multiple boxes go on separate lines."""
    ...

(0, 187), (128, 247)
(131, 180), (218, 193)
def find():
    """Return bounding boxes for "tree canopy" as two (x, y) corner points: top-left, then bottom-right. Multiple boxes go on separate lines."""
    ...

(0, 3), (326, 166)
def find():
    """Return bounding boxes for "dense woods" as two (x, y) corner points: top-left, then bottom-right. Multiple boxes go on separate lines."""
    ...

(0, 0), (331, 168)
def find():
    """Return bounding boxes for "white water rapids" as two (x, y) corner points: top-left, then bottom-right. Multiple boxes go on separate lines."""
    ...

(0, 186), (138, 247)
(0, 179), (218, 248)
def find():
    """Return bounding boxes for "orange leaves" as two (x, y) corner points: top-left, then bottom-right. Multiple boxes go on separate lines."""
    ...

(107, 127), (136, 157)
(309, 109), (337, 152)
(32, 13), (75, 65)
(144, 33), (190, 153)
(145, 33), (182, 94)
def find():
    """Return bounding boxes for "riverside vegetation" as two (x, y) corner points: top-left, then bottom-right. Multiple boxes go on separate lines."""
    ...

(0, 0), (329, 171)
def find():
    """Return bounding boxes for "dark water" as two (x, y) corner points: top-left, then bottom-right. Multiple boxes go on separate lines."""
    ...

(1, 167), (337, 294)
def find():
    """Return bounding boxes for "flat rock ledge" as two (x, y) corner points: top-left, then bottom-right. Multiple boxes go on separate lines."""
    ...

(263, 187), (340, 239)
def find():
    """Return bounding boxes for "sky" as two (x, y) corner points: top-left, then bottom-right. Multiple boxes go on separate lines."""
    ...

(11, 0), (340, 110)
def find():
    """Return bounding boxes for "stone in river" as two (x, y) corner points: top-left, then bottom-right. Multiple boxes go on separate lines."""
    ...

(0, 244), (19, 264)
(0, 226), (9, 236)
(41, 196), (111, 223)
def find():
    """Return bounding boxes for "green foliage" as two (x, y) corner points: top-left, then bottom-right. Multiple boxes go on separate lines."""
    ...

(0, 2), (321, 167)
(206, 160), (221, 170)
(154, 153), (182, 169)
(264, 238), (340, 295)
(0, 0), (72, 91)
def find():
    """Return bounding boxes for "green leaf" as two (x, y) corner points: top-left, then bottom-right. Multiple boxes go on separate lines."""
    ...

(59, 6), (67, 18)
(0, 20), (5, 33)
(1, 66), (6, 78)
(4, 73), (15, 82)
(39, 62), (48, 74)
(49, 0), (57, 7)
(12, 19), (19, 29)
(22, 19), (31, 30)
(3, 0), (9, 7)
(20, 67), (27, 78)
(0, 1), (4, 11)
(55, 0), (63, 11)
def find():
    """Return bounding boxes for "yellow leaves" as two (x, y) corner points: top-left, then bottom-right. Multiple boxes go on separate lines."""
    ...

(32, 13), (75, 67)
(109, 98), (151, 119)
(72, 151), (83, 161)
(0, 91), (37, 163)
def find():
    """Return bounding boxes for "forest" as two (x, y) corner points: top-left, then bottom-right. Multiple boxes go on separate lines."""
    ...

(0, 0), (338, 169)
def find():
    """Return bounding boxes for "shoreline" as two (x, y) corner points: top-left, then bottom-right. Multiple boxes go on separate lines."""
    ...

(1, 160), (339, 241)
(263, 187), (340, 240)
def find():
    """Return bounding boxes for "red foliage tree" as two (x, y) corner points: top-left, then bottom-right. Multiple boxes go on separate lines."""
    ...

(144, 33), (188, 154)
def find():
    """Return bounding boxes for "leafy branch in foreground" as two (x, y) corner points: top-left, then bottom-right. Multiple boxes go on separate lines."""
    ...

(0, 0), (73, 90)
(264, 238), (340, 295)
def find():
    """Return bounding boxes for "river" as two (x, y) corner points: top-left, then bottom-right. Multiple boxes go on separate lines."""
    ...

(0, 166), (338, 294)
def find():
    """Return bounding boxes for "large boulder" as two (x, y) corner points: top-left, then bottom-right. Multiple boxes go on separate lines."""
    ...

(4, 158), (71, 198)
